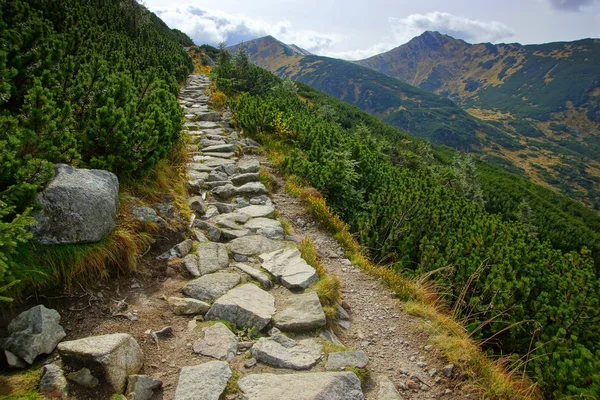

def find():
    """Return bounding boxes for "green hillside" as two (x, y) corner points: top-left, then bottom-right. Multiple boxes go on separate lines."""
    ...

(214, 47), (600, 398)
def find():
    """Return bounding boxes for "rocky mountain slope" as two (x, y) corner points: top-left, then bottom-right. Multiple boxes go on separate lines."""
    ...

(232, 34), (600, 207)
(357, 31), (600, 206)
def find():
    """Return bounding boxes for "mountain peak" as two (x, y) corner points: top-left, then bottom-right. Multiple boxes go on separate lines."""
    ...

(408, 30), (454, 49)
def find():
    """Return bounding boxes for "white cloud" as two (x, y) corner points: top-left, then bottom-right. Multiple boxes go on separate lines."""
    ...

(546, 0), (600, 11)
(150, 5), (343, 53)
(320, 42), (397, 60)
(389, 12), (515, 44)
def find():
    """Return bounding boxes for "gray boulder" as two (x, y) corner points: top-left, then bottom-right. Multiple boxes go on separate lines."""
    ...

(2, 305), (66, 364)
(205, 284), (275, 330)
(325, 351), (369, 370)
(57, 333), (143, 393)
(4, 350), (26, 368)
(236, 182), (268, 196)
(244, 218), (284, 240)
(31, 164), (118, 244)
(188, 196), (207, 215)
(238, 372), (365, 400)
(126, 375), (162, 400)
(237, 159), (260, 174)
(196, 242), (229, 275)
(174, 361), (231, 400)
(167, 297), (210, 315)
(67, 367), (99, 388)
(233, 263), (273, 290)
(251, 336), (322, 370)
(195, 111), (221, 122)
(227, 235), (284, 256)
(237, 204), (274, 218)
(181, 272), (241, 302)
(231, 173), (259, 185)
(273, 291), (326, 331)
(193, 322), (239, 361)
(212, 183), (237, 199)
(377, 376), (403, 400)
(260, 248), (318, 289)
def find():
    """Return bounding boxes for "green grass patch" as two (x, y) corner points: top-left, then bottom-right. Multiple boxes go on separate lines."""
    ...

(0, 368), (42, 400)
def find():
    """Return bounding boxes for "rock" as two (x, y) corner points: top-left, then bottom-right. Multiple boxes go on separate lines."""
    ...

(181, 272), (241, 302)
(260, 248), (318, 289)
(203, 205), (220, 218)
(205, 284), (275, 330)
(180, 254), (200, 277)
(231, 173), (259, 185)
(31, 164), (119, 244)
(237, 159), (260, 174)
(194, 229), (209, 242)
(273, 291), (326, 331)
(217, 163), (237, 176)
(244, 218), (284, 240)
(193, 322), (239, 361)
(212, 183), (237, 199)
(67, 367), (99, 388)
(4, 349), (26, 368)
(245, 358), (257, 368)
(162, 239), (194, 260)
(212, 202), (235, 214)
(233, 263), (273, 290)
(196, 242), (229, 275)
(227, 235), (284, 256)
(237, 204), (275, 218)
(40, 363), (67, 398)
(168, 297), (210, 315)
(188, 196), (207, 215)
(132, 207), (163, 223)
(174, 361), (231, 400)
(213, 212), (250, 230)
(325, 351), (369, 370)
(338, 320), (351, 330)
(220, 228), (251, 241)
(442, 363), (455, 377)
(320, 330), (344, 347)
(251, 336), (322, 370)
(233, 197), (250, 208)
(378, 376), (403, 400)
(336, 303), (350, 321)
(2, 305), (66, 364)
(235, 182), (268, 196)
(405, 379), (418, 390)
(203, 143), (237, 153)
(195, 111), (221, 122)
(57, 333), (143, 393)
(126, 375), (162, 400)
(233, 254), (248, 262)
(155, 203), (176, 219)
(207, 171), (229, 182)
(238, 372), (365, 400)
(249, 195), (269, 205)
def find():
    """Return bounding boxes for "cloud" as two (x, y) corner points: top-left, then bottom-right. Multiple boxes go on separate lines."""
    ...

(321, 42), (397, 61)
(389, 12), (515, 44)
(150, 5), (342, 53)
(545, 0), (600, 11)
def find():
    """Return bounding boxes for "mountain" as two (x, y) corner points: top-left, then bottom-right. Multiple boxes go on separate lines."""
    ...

(356, 31), (600, 206)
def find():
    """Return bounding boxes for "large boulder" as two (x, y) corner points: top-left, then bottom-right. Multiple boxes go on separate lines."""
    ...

(238, 372), (365, 400)
(31, 164), (119, 244)
(273, 291), (326, 331)
(57, 333), (143, 393)
(174, 361), (231, 400)
(205, 284), (275, 331)
(2, 305), (66, 364)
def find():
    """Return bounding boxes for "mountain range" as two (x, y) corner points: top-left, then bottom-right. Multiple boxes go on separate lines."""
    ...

(229, 33), (600, 207)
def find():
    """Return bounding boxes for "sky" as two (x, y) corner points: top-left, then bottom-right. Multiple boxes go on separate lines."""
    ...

(144, 0), (600, 60)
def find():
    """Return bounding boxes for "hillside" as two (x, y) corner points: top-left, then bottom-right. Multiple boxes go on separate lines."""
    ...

(357, 31), (600, 206)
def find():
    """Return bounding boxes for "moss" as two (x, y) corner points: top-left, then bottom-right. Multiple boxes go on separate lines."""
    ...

(0, 368), (42, 400)
(223, 369), (240, 398)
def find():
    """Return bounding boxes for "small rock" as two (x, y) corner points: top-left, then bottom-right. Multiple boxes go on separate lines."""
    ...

(259, 248), (318, 289)
(378, 376), (402, 400)
(233, 262), (273, 290)
(238, 341), (254, 351)
(39, 363), (67, 398)
(338, 320), (351, 330)
(4, 350), (26, 369)
(237, 159), (260, 174)
(319, 330), (344, 347)
(67, 368), (99, 388)
(174, 361), (231, 400)
(188, 196), (207, 215)
(416, 361), (427, 368)
(126, 375), (162, 400)
(193, 322), (239, 361)
(233, 254), (248, 262)
(168, 297), (210, 315)
(204, 205), (220, 219)
(325, 351), (369, 370)
(424, 345), (432, 351)
(155, 203), (176, 219)
(194, 229), (209, 242)
(442, 364), (455, 378)
(132, 206), (162, 223)
(336, 303), (350, 321)
(405, 379), (419, 390)
(428, 368), (437, 377)
(244, 358), (257, 368)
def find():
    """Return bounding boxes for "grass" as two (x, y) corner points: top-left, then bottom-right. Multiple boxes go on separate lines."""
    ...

(347, 367), (370, 386)
(321, 341), (348, 354)
(223, 369), (240, 398)
(258, 167), (276, 192)
(0, 368), (41, 400)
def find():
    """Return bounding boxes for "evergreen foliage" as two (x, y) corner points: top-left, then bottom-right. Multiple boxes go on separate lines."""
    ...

(215, 48), (600, 398)
(0, 0), (192, 286)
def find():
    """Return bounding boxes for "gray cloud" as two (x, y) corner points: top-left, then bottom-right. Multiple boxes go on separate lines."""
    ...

(389, 12), (515, 44)
(546, 0), (600, 11)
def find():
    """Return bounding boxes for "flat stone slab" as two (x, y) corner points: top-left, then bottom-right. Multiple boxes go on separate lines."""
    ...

(193, 322), (239, 361)
(325, 351), (369, 370)
(196, 242), (229, 275)
(238, 372), (365, 400)
(203, 143), (237, 153)
(251, 336), (322, 370)
(237, 159), (260, 174)
(174, 361), (231, 400)
(244, 218), (284, 240)
(205, 284), (275, 331)
(213, 213), (250, 229)
(233, 263), (273, 290)
(57, 333), (143, 393)
(227, 235), (284, 256)
(237, 205), (275, 218)
(220, 228), (251, 241)
(273, 291), (326, 331)
(231, 172), (259, 185)
(260, 248), (319, 289)
(181, 272), (241, 302)
(377, 376), (403, 400)
(168, 297), (210, 315)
